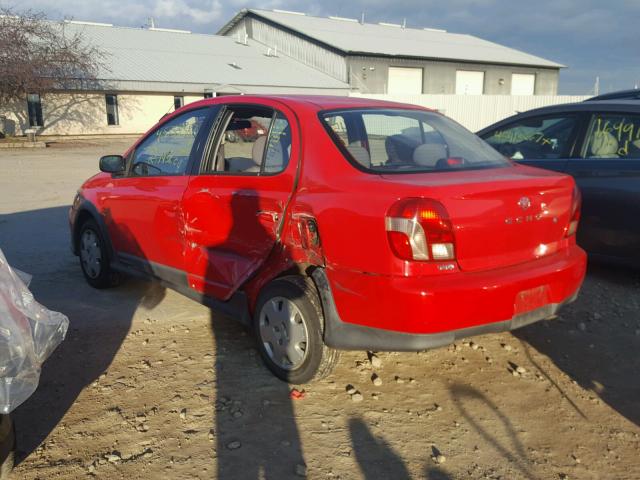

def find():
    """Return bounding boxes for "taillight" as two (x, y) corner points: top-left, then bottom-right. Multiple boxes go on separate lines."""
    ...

(385, 198), (455, 261)
(565, 185), (581, 237)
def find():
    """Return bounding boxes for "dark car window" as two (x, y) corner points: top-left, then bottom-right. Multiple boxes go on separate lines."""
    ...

(207, 106), (291, 175)
(482, 115), (578, 160)
(131, 108), (209, 177)
(580, 113), (640, 159)
(321, 108), (509, 173)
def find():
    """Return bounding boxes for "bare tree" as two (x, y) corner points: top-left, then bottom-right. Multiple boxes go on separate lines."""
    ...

(0, 8), (106, 107)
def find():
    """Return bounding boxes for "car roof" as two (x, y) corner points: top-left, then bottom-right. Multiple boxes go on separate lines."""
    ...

(477, 100), (640, 134)
(183, 94), (431, 113)
(585, 89), (640, 101)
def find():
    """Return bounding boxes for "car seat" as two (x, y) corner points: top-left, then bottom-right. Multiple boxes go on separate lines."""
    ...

(225, 136), (264, 173)
(413, 143), (448, 168)
(589, 131), (619, 158)
(385, 134), (419, 163)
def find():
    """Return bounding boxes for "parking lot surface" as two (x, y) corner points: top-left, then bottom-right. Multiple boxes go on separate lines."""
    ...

(1, 140), (638, 479)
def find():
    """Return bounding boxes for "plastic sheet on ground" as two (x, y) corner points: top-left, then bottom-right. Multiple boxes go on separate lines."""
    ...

(0, 248), (69, 413)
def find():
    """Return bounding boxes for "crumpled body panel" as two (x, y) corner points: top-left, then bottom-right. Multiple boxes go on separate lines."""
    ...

(0, 248), (69, 413)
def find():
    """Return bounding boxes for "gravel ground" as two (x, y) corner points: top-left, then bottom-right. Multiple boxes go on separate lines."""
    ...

(0, 140), (638, 480)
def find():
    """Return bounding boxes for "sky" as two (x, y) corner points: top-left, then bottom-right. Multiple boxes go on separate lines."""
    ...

(3, 0), (639, 94)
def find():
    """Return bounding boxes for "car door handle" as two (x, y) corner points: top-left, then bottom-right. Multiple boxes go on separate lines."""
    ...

(256, 210), (279, 222)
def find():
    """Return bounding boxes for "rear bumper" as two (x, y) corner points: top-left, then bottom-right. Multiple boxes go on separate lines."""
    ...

(313, 245), (586, 351)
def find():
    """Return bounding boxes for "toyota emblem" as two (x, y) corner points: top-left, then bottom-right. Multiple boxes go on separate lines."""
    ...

(518, 197), (531, 210)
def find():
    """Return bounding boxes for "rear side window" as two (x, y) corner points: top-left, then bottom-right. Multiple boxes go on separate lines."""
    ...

(321, 108), (508, 173)
(206, 106), (291, 175)
(581, 113), (640, 159)
(482, 115), (578, 160)
(131, 108), (209, 176)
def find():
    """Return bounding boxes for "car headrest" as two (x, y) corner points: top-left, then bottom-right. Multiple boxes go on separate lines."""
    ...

(413, 143), (447, 167)
(346, 143), (371, 168)
(590, 131), (619, 157)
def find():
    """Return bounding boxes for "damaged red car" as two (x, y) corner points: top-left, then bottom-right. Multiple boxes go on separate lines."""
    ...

(69, 96), (587, 383)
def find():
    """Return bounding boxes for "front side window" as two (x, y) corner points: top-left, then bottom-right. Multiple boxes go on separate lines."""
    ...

(27, 93), (43, 127)
(581, 113), (640, 159)
(321, 108), (508, 173)
(131, 108), (209, 176)
(105, 94), (119, 126)
(207, 106), (291, 175)
(482, 115), (578, 160)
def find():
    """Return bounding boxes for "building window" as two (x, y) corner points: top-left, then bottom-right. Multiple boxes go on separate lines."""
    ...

(203, 92), (213, 99)
(174, 96), (184, 110)
(105, 94), (119, 126)
(27, 93), (43, 127)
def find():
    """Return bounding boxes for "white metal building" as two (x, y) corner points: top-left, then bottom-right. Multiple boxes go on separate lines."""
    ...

(218, 9), (564, 96)
(0, 20), (349, 137)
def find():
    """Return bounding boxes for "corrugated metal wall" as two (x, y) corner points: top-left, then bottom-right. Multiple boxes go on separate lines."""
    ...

(348, 56), (560, 95)
(349, 93), (590, 131)
(236, 18), (348, 82)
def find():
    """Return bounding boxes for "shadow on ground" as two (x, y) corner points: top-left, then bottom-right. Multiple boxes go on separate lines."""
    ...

(515, 261), (640, 426)
(0, 206), (165, 461)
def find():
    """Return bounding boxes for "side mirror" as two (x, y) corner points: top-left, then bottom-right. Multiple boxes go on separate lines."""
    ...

(99, 155), (125, 173)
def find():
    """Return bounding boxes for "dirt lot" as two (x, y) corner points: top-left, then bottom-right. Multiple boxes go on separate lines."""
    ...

(0, 140), (638, 480)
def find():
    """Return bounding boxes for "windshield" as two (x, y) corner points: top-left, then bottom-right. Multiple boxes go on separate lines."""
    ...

(320, 108), (510, 173)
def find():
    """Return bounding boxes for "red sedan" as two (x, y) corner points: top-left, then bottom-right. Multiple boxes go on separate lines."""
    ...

(69, 95), (586, 383)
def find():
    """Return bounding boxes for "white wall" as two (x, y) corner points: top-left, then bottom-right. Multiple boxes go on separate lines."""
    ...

(1, 93), (205, 137)
(349, 93), (590, 131)
(1, 87), (349, 137)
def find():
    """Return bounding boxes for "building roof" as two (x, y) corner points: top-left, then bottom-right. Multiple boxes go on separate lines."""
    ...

(219, 9), (564, 69)
(62, 21), (349, 92)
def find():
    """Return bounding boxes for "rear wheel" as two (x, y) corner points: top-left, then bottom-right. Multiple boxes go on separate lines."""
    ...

(78, 219), (119, 289)
(254, 276), (340, 384)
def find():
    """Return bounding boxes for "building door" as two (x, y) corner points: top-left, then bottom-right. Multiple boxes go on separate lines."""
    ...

(455, 70), (484, 95)
(511, 73), (536, 95)
(387, 67), (423, 94)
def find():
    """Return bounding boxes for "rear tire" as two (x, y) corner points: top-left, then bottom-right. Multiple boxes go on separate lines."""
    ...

(254, 276), (340, 384)
(78, 219), (120, 289)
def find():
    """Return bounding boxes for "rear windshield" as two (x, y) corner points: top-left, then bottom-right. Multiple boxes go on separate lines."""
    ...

(320, 108), (509, 173)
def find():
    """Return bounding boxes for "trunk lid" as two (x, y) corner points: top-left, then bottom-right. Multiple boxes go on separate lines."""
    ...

(382, 165), (575, 272)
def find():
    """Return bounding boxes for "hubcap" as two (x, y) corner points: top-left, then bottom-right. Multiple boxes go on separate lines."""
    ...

(258, 297), (309, 370)
(80, 229), (102, 279)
